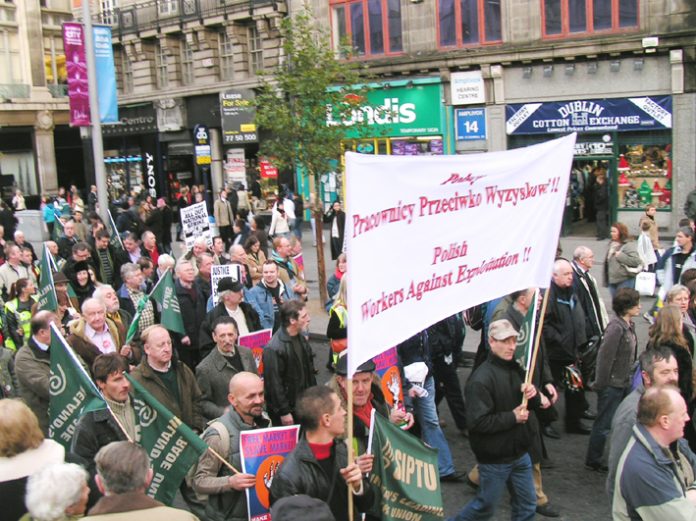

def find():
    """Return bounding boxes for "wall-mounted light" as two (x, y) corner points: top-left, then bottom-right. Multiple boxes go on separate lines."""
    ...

(610, 60), (621, 72)
(543, 64), (554, 77)
(587, 62), (598, 74)
(522, 66), (532, 79)
(564, 63), (575, 76)
(633, 58), (644, 71)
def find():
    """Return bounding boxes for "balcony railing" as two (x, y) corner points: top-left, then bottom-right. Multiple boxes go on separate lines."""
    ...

(109, 0), (283, 36)
(48, 84), (69, 98)
(0, 84), (30, 100)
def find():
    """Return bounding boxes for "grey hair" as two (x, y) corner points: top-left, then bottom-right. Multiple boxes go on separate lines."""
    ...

(196, 252), (213, 268)
(92, 285), (115, 300)
(573, 246), (592, 262)
(175, 258), (194, 274)
(25, 463), (88, 521)
(81, 297), (106, 314)
(193, 236), (208, 247)
(552, 258), (571, 275)
(95, 441), (151, 494)
(158, 253), (175, 269)
(666, 284), (689, 303)
(120, 262), (140, 281)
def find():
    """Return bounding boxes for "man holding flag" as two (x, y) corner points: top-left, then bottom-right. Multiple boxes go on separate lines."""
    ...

(453, 319), (545, 521)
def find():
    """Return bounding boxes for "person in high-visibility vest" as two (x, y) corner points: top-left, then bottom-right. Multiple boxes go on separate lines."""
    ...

(4, 277), (37, 351)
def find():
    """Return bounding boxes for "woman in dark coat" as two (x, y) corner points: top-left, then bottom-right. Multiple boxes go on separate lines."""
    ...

(325, 200), (345, 261)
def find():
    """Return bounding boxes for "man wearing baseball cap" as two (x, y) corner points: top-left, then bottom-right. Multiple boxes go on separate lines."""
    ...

(452, 319), (545, 521)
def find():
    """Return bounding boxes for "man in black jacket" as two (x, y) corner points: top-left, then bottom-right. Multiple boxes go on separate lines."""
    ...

(454, 319), (542, 521)
(542, 258), (590, 434)
(174, 259), (207, 369)
(262, 300), (316, 425)
(270, 385), (376, 521)
(71, 354), (134, 508)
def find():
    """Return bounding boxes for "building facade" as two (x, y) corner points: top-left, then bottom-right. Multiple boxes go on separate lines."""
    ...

(0, 0), (80, 201)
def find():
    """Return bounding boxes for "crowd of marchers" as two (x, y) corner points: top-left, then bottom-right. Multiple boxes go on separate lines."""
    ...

(3, 184), (696, 521)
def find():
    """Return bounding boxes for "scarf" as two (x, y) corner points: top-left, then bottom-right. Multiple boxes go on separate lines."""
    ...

(270, 251), (297, 278)
(106, 396), (138, 442)
(334, 267), (345, 280)
(354, 394), (375, 428)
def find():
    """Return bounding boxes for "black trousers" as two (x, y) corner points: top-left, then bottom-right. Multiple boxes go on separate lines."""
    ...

(219, 225), (234, 248)
(433, 355), (467, 431)
(549, 359), (586, 426)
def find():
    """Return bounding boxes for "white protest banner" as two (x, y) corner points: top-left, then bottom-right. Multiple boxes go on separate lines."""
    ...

(210, 264), (243, 305)
(180, 202), (212, 251)
(345, 133), (576, 376)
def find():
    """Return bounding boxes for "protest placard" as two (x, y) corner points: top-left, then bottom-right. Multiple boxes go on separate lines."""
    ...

(238, 329), (273, 375)
(345, 133), (576, 375)
(210, 263), (243, 305)
(180, 202), (212, 251)
(373, 347), (404, 410)
(240, 425), (300, 521)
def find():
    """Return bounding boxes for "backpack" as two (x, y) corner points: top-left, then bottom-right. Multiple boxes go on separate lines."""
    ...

(184, 421), (231, 502)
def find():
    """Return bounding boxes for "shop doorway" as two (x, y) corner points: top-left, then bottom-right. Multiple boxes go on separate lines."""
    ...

(562, 158), (613, 237)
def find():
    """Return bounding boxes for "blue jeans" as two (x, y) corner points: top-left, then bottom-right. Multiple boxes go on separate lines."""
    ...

(608, 278), (635, 298)
(450, 453), (536, 521)
(585, 386), (628, 466)
(413, 376), (456, 476)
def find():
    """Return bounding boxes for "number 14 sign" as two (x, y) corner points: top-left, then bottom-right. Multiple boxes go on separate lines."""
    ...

(455, 108), (487, 141)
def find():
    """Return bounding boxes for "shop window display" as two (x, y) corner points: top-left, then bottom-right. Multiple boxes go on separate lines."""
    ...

(616, 143), (671, 210)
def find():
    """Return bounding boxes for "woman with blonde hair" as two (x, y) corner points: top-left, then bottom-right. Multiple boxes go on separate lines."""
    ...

(0, 399), (65, 520)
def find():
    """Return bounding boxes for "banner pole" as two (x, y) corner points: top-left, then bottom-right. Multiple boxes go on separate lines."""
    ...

(521, 288), (550, 408)
(207, 446), (240, 474)
(347, 375), (355, 521)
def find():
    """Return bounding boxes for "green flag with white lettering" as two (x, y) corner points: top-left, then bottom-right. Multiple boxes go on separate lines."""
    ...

(369, 412), (444, 520)
(125, 373), (208, 505)
(107, 209), (125, 252)
(514, 289), (539, 373)
(48, 325), (107, 450)
(37, 245), (58, 311)
(149, 269), (185, 336)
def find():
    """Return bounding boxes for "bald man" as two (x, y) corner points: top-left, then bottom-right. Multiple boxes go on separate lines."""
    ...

(192, 371), (270, 521)
(542, 258), (590, 435)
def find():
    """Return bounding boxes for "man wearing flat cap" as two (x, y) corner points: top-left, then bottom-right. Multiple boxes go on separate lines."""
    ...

(451, 319), (547, 521)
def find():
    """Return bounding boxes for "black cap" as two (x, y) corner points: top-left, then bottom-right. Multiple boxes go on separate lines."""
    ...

(217, 277), (243, 293)
(270, 495), (335, 521)
(73, 261), (91, 274)
(335, 354), (376, 376)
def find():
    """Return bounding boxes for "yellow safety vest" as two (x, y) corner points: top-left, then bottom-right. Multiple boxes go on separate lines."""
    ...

(4, 298), (33, 351)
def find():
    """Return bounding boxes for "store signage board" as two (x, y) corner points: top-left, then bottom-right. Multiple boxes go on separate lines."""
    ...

(102, 104), (157, 137)
(455, 108), (487, 141)
(220, 89), (258, 144)
(193, 124), (212, 166)
(225, 148), (247, 188)
(450, 71), (485, 106)
(506, 96), (672, 135)
(327, 82), (443, 138)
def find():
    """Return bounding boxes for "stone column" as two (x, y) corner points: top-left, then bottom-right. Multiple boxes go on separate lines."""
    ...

(33, 110), (59, 195)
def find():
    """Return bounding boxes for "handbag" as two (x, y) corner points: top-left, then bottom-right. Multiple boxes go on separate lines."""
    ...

(635, 271), (657, 296)
(578, 336), (599, 385)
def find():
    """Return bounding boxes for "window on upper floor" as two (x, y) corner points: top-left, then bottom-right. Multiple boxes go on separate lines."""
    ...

(0, 29), (21, 83)
(219, 32), (234, 80)
(155, 42), (168, 88)
(121, 50), (133, 93)
(438, 0), (501, 47)
(330, 0), (402, 57)
(181, 40), (193, 85)
(248, 25), (263, 74)
(543, 0), (638, 37)
(44, 34), (66, 85)
(100, 0), (118, 25)
(158, 0), (178, 16)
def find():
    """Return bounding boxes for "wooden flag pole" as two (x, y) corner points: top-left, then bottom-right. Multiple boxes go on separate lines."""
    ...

(521, 288), (550, 408)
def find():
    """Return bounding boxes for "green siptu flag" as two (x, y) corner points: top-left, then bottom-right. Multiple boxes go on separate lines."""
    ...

(514, 289), (539, 374)
(37, 245), (58, 311)
(52, 215), (64, 241)
(107, 209), (125, 252)
(125, 373), (208, 505)
(149, 269), (185, 336)
(124, 295), (149, 344)
(369, 412), (444, 520)
(48, 324), (108, 450)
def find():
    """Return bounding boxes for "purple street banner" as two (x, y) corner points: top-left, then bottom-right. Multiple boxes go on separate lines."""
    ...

(373, 347), (404, 409)
(62, 22), (90, 126)
(238, 329), (272, 375)
(240, 426), (300, 521)
(93, 25), (118, 124)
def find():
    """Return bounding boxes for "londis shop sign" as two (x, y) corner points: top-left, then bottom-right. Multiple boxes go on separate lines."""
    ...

(327, 82), (443, 138)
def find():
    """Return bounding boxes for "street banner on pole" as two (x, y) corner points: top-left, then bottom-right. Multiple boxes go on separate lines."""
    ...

(180, 202), (212, 251)
(345, 133), (576, 375)
(238, 329), (273, 375)
(369, 412), (444, 520)
(93, 25), (118, 124)
(48, 324), (107, 450)
(240, 425), (300, 521)
(62, 22), (90, 126)
(125, 374), (208, 505)
(37, 244), (58, 312)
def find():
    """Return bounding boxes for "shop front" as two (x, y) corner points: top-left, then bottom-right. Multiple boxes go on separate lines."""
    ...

(506, 96), (672, 236)
(304, 77), (450, 211)
(102, 103), (165, 202)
